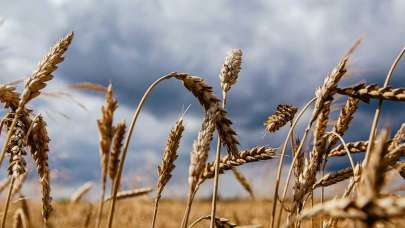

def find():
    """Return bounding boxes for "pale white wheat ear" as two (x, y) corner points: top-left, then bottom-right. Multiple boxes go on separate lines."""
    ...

(211, 48), (243, 228)
(151, 117), (184, 228)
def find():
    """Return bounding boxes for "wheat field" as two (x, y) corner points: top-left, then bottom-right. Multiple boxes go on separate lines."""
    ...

(0, 31), (405, 228)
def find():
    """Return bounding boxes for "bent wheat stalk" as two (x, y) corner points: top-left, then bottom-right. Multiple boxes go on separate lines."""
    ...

(70, 182), (93, 203)
(106, 72), (177, 228)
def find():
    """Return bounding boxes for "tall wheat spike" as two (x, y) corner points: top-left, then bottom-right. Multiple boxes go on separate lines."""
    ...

(181, 113), (216, 228)
(27, 115), (52, 220)
(96, 83), (118, 228)
(151, 117), (184, 228)
(0, 33), (73, 227)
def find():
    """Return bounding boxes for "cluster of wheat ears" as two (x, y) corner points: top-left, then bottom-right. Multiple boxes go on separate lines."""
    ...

(0, 32), (404, 228)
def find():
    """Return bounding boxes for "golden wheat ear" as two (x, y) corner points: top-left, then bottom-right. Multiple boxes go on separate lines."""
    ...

(175, 74), (239, 156)
(27, 115), (52, 220)
(264, 104), (298, 133)
(151, 117), (184, 228)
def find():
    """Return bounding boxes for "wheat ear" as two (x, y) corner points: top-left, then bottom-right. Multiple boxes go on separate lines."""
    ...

(337, 83), (405, 102)
(0, 32), (73, 169)
(108, 121), (126, 184)
(104, 187), (152, 201)
(174, 74), (239, 156)
(96, 83), (117, 228)
(230, 167), (255, 198)
(0, 84), (20, 110)
(151, 118), (184, 228)
(197, 146), (276, 183)
(70, 182), (94, 203)
(2, 118), (27, 228)
(265, 104), (298, 133)
(328, 97), (359, 148)
(181, 113), (216, 228)
(211, 49), (243, 228)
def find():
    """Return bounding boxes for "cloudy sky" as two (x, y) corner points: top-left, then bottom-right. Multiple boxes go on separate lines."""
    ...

(0, 0), (404, 199)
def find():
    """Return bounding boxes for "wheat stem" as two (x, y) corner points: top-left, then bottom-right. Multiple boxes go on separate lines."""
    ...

(106, 72), (176, 228)
(210, 92), (227, 228)
(1, 177), (15, 228)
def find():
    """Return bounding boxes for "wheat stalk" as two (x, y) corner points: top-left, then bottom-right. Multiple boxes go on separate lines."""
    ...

(11, 172), (27, 199)
(151, 117), (184, 228)
(264, 104), (298, 133)
(70, 182), (94, 203)
(106, 73), (176, 228)
(104, 187), (152, 201)
(211, 49), (244, 228)
(291, 99), (332, 218)
(362, 47), (405, 173)
(12, 209), (29, 228)
(0, 177), (11, 193)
